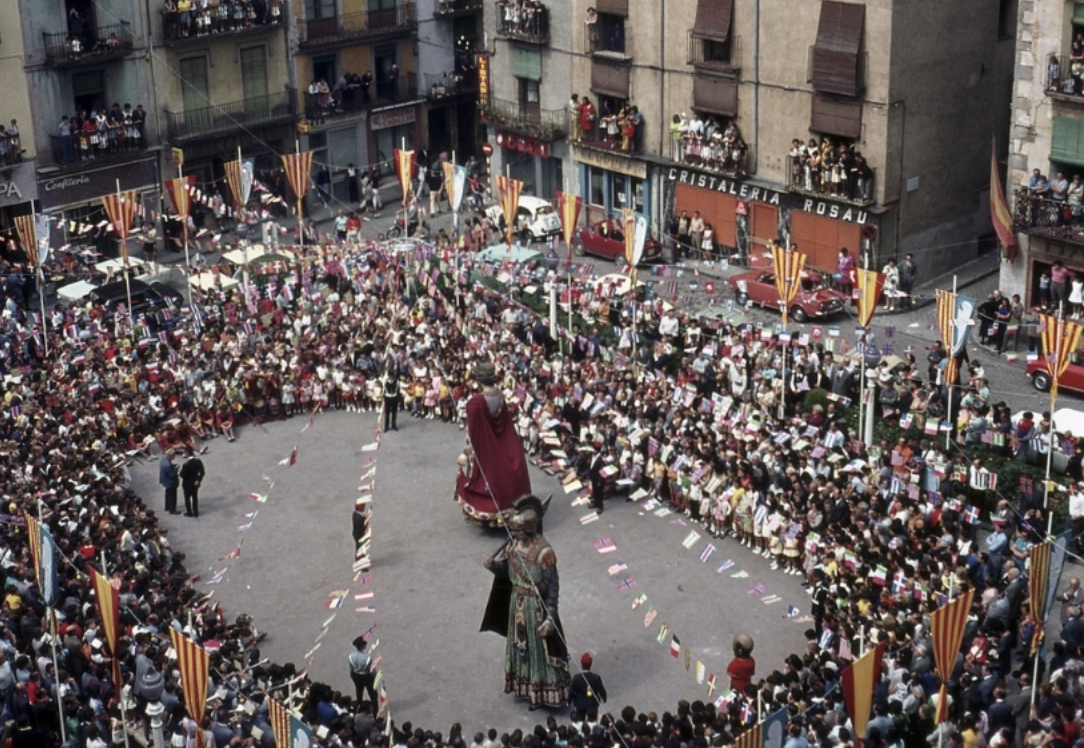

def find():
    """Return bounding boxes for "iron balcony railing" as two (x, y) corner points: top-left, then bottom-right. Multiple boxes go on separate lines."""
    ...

(785, 154), (875, 206)
(43, 21), (133, 68)
(423, 71), (478, 100)
(434, 0), (483, 16)
(298, 3), (417, 49)
(160, 8), (283, 46)
(1013, 189), (1084, 245)
(585, 19), (629, 58)
(480, 97), (566, 140)
(302, 73), (417, 123)
(1045, 53), (1084, 102)
(166, 89), (296, 142)
(496, 5), (549, 45)
(49, 131), (150, 169)
(687, 33), (740, 73)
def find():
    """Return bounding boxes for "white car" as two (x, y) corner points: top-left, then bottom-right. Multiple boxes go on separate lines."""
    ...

(485, 195), (562, 241)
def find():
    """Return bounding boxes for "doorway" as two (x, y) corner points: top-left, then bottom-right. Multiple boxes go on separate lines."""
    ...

(71, 70), (105, 117)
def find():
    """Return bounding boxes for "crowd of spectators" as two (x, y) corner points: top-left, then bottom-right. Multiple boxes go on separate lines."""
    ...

(0, 220), (1076, 748)
(669, 115), (747, 176)
(55, 105), (147, 165)
(568, 95), (642, 153)
(787, 139), (873, 204)
(495, 0), (548, 40)
(162, 0), (283, 41)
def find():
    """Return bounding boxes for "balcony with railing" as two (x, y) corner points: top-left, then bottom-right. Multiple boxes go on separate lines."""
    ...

(298, 3), (417, 51)
(480, 97), (566, 141)
(49, 126), (152, 170)
(43, 22), (133, 68)
(687, 34), (740, 74)
(160, 4), (283, 47)
(786, 153), (875, 206)
(165, 89), (297, 143)
(585, 19), (629, 60)
(303, 74), (417, 125)
(669, 124), (747, 178)
(1044, 54), (1084, 105)
(496, 3), (549, 45)
(424, 71), (478, 101)
(434, 0), (482, 16)
(1013, 189), (1084, 246)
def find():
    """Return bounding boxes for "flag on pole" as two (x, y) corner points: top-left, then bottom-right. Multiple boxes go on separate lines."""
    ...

(23, 514), (58, 606)
(14, 214), (43, 269)
(930, 589), (975, 723)
(770, 244), (807, 327)
(101, 189), (139, 262)
(990, 138), (1018, 262)
(937, 290), (978, 386)
(855, 267), (885, 328)
(165, 175), (196, 218)
(555, 190), (583, 262)
(495, 175), (522, 246)
(281, 150), (315, 205)
(170, 628), (210, 747)
(1039, 314), (1084, 401)
(224, 159), (253, 207)
(266, 696), (292, 748)
(734, 708), (787, 748)
(394, 148), (415, 205)
(841, 639), (887, 739)
(90, 568), (122, 687)
(1029, 540), (1052, 655)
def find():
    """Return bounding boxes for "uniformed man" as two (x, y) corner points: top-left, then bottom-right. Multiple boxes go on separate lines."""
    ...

(569, 653), (607, 721)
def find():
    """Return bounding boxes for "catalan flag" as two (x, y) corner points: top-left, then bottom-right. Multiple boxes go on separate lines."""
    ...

(170, 628), (209, 746)
(855, 267), (885, 328)
(770, 244), (807, 327)
(90, 568), (121, 687)
(555, 190), (583, 258)
(1029, 540), (1052, 655)
(164, 174), (195, 218)
(393, 148), (415, 205)
(734, 708), (787, 748)
(23, 514), (57, 606)
(841, 639), (887, 740)
(495, 175), (522, 246)
(930, 589), (975, 723)
(101, 189), (139, 262)
(1039, 314), (1083, 401)
(281, 149), (314, 206)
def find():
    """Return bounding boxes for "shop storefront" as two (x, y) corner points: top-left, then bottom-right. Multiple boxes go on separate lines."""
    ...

(38, 156), (160, 254)
(493, 131), (562, 197)
(1019, 236), (1084, 308)
(572, 143), (650, 225)
(664, 164), (877, 268)
(369, 104), (422, 176)
(0, 161), (41, 226)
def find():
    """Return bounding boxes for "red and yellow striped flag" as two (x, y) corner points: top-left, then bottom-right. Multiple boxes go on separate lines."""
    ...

(1039, 314), (1083, 401)
(102, 190), (139, 262)
(24, 513), (42, 588)
(841, 639), (887, 740)
(394, 148), (414, 206)
(770, 243), (807, 327)
(855, 267), (884, 328)
(990, 139), (1018, 262)
(13, 215), (37, 265)
(90, 567), (122, 687)
(171, 628), (209, 746)
(282, 150), (314, 203)
(224, 160), (244, 207)
(495, 175), (522, 246)
(555, 190), (583, 257)
(930, 589), (975, 723)
(1030, 540), (1052, 655)
(165, 175), (195, 218)
(266, 694), (291, 748)
(936, 290), (959, 386)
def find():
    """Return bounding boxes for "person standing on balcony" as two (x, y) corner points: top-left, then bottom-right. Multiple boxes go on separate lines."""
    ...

(57, 116), (74, 165)
(852, 152), (873, 202)
(578, 97), (595, 141)
(585, 7), (598, 52)
(568, 94), (581, 141)
(1052, 171), (1070, 203)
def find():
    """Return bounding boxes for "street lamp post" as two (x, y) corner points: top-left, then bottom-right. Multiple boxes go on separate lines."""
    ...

(141, 671), (167, 748)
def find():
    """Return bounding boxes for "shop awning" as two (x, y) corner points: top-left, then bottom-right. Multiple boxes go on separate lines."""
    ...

(690, 0), (734, 41)
(1052, 116), (1084, 167)
(595, 0), (628, 15)
(693, 75), (738, 117)
(811, 1), (865, 97)
(810, 94), (862, 139)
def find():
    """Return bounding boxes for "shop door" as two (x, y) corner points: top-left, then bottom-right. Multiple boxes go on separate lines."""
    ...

(675, 183), (736, 251)
(790, 210), (862, 271)
(749, 203), (778, 258)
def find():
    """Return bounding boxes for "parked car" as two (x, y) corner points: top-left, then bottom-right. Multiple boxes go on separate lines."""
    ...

(1028, 355), (1084, 394)
(484, 195), (562, 241)
(726, 267), (847, 322)
(571, 218), (662, 263)
(87, 279), (183, 315)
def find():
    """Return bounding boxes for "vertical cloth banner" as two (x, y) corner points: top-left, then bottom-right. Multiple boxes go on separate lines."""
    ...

(170, 628), (210, 746)
(165, 175), (196, 218)
(854, 267), (885, 328)
(555, 190), (583, 263)
(936, 290), (978, 386)
(282, 150), (315, 205)
(734, 707), (787, 748)
(268, 694), (312, 748)
(23, 514), (57, 606)
(394, 148), (414, 206)
(495, 175), (522, 246)
(13, 215), (39, 266)
(101, 190), (139, 262)
(990, 138), (1018, 262)
(90, 567), (122, 687)
(1039, 313), (1084, 401)
(930, 589), (975, 723)
(1029, 540), (1052, 655)
(841, 639), (888, 742)
(770, 244), (807, 327)
(224, 160), (253, 208)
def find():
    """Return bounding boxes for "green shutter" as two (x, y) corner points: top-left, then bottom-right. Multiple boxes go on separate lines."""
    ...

(1074, 2), (1084, 25)
(1052, 117), (1084, 167)
(513, 48), (542, 81)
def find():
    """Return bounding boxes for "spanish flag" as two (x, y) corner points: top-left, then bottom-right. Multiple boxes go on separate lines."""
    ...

(931, 589), (976, 722)
(170, 629), (210, 748)
(90, 568), (121, 687)
(841, 639), (888, 743)
(990, 139), (1018, 262)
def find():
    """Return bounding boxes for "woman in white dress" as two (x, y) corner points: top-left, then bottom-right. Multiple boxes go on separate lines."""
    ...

(1070, 272), (1084, 319)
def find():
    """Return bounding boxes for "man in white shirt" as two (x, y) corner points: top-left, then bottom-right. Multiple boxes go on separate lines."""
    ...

(658, 309), (679, 338)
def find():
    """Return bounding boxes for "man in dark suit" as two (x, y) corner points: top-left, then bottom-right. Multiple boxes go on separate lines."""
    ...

(158, 449), (180, 515)
(569, 653), (607, 721)
(179, 447), (205, 518)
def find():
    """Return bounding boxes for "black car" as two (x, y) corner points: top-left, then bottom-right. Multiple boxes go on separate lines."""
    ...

(87, 279), (183, 315)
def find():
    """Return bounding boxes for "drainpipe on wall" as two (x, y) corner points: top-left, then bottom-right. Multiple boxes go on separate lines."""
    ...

(752, 0), (760, 174)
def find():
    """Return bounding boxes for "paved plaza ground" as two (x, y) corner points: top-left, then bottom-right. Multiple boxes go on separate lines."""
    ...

(130, 410), (810, 732)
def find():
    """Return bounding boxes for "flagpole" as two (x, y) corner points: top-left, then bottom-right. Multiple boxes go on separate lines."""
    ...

(178, 164), (192, 307)
(99, 549), (132, 748)
(295, 140), (305, 256)
(32, 210), (50, 356)
(35, 502), (65, 743)
(114, 179), (134, 324)
(945, 276), (957, 451)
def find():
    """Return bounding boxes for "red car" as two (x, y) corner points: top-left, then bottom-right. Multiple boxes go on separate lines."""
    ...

(1028, 356), (1084, 393)
(726, 267), (847, 322)
(572, 219), (662, 263)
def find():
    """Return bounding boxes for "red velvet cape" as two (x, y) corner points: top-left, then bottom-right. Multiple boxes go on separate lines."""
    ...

(456, 392), (532, 516)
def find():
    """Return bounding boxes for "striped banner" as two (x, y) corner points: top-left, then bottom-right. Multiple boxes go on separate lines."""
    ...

(990, 138), (1017, 262)
(1039, 314), (1083, 401)
(841, 639), (887, 741)
(770, 244), (807, 327)
(23, 514), (57, 606)
(282, 150), (314, 203)
(101, 190), (139, 263)
(170, 628), (210, 746)
(13, 214), (37, 265)
(394, 148), (414, 206)
(734, 707), (787, 748)
(555, 190), (583, 257)
(267, 695), (291, 748)
(224, 159), (244, 207)
(1029, 540), (1052, 655)
(165, 175), (195, 218)
(930, 588), (975, 723)
(495, 175), (522, 246)
(854, 267), (884, 328)
(90, 567), (122, 687)
(936, 290), (959, 386)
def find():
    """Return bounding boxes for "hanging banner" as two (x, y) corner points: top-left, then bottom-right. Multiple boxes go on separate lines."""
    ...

(555, 190), (583, 262)
(23, 514), (57, 606)
(770, 244), (807, 327)
(165, 175), (196, 218)
(495, 174), (522, 246)
(281, 150), (315, 203)
(930, 589), (975, 723)
(936, 290), (978, 386)
(1039, 313), (1084, 400)
(224, 159), (254, 208)
(394, 148), (415, 206)
(854, 267), (884, 328)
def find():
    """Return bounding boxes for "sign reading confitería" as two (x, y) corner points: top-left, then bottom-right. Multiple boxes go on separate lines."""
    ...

(38, 158), (157, 209)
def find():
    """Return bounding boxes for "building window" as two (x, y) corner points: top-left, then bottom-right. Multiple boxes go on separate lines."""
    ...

(240, 47), (268, 101)
(688, 0), (735, 69)
(518, 78), (540, 120)
(810, 1), (865, 97)
(997, 0), (1013, 40)
(304, 0), (335, 19)
(71, 69), (105, 115)
(589, 167), (605, 207)
(374, 43), (399, 99)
